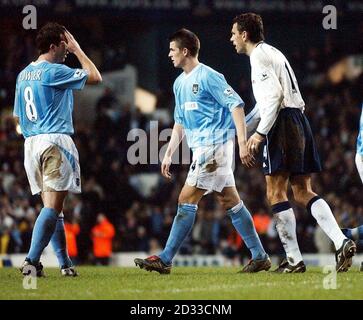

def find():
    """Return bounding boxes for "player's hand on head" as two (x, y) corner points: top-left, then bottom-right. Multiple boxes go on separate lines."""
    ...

(161, 156), (172, 179)
(64, 30), (81, 54)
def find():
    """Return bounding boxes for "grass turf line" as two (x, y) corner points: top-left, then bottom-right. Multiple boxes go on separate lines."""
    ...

(1, 266), (362, 300)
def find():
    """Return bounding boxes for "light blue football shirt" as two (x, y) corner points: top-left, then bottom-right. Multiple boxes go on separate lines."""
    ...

(357, 103), (363, 156)
(173, 63), (244, 149)
(13, 60), (88, 138)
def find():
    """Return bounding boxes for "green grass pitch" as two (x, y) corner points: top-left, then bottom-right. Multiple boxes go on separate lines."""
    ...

(1, 266), (362, 300)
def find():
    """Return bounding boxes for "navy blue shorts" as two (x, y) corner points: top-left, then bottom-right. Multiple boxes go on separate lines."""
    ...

(262, 108), (322, 176)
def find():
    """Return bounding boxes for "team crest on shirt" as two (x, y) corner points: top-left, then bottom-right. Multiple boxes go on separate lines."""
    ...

(192, 83), (199, 94)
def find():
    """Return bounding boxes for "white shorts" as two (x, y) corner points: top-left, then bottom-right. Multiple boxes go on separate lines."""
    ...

(356, 153), (363, 183)
(24, 133), (81, 195)
(186, 140), (235, 194)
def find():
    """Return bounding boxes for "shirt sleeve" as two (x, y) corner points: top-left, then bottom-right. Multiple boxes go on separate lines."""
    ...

(245, 104), (261, 138)
(251, 51), (283, 136)
(174, 105), (183, 125)
(13, 82), (20, 117)
(44, 64), (88, 90)
(173, 81), (183, 125)
(206, 71), (244, 112)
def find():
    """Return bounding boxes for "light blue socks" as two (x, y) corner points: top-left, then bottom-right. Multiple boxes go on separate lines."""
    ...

(159, 204), (197, 265)
(51, 216), (73, 268)
(227, 201), (267, 260)
(27, 207), (58, 264)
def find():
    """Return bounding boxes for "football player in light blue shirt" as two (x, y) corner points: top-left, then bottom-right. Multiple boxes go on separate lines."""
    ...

(173, 62), (243, 149)
(135, 29), (270, 274)
(15, 23), (102, 277)
(14, 61), (88, 138)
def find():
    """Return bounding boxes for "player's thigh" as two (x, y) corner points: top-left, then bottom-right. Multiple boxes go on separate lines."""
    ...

(178, 184), (206, 204)
(215, 186), (241, 210)
(290, 174), (316, 205)
(265, 172), (289, 204)
(41, 191), (68, 213)
(25, 134), (81, 195)
(24, 137), (44, 195)
(41, 143), (63, 181)
(41, 136), (81, 193)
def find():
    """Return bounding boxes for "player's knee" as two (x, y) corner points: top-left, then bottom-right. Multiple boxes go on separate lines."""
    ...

(42, 199), (63, 213)
(292, 189), (305, 205)
(218, 196), (237, 211)
(266, 188), (287, 205)
(292, 189), (315, 206)
(178, 195), (187, 204)
(178, 194), (196, 205)
(215, 195), (225, 209)
(219, 199), (230, 211)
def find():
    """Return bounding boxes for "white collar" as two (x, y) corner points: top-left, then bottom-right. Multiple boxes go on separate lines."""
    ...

(183, 63), (202, 79)
(30, 60), (49, 66)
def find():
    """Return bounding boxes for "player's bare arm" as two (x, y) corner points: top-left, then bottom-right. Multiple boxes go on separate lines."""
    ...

(161, 123), (184, 179)
(64, 30), (102, 84)
(232, 106), (255, 167)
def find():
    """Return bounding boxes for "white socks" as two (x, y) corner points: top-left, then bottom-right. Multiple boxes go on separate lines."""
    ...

(308, 197), (346, 250)
(272, 202), (303, 266)
(272, 196), (347, 264)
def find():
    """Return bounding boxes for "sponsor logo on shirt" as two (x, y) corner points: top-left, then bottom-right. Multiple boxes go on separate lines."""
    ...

(184, 102), (199, 111)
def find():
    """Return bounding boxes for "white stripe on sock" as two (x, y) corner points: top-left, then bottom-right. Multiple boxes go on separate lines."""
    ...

(230, 200), (244, 214)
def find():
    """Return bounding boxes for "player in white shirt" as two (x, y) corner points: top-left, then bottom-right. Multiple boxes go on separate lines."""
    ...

(230, 12), (356, 272)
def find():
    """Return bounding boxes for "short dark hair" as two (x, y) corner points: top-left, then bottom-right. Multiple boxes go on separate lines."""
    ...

(169, 28), (200, 57)
(36, 22), (66, 54)
(233, 13), (265, 43)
